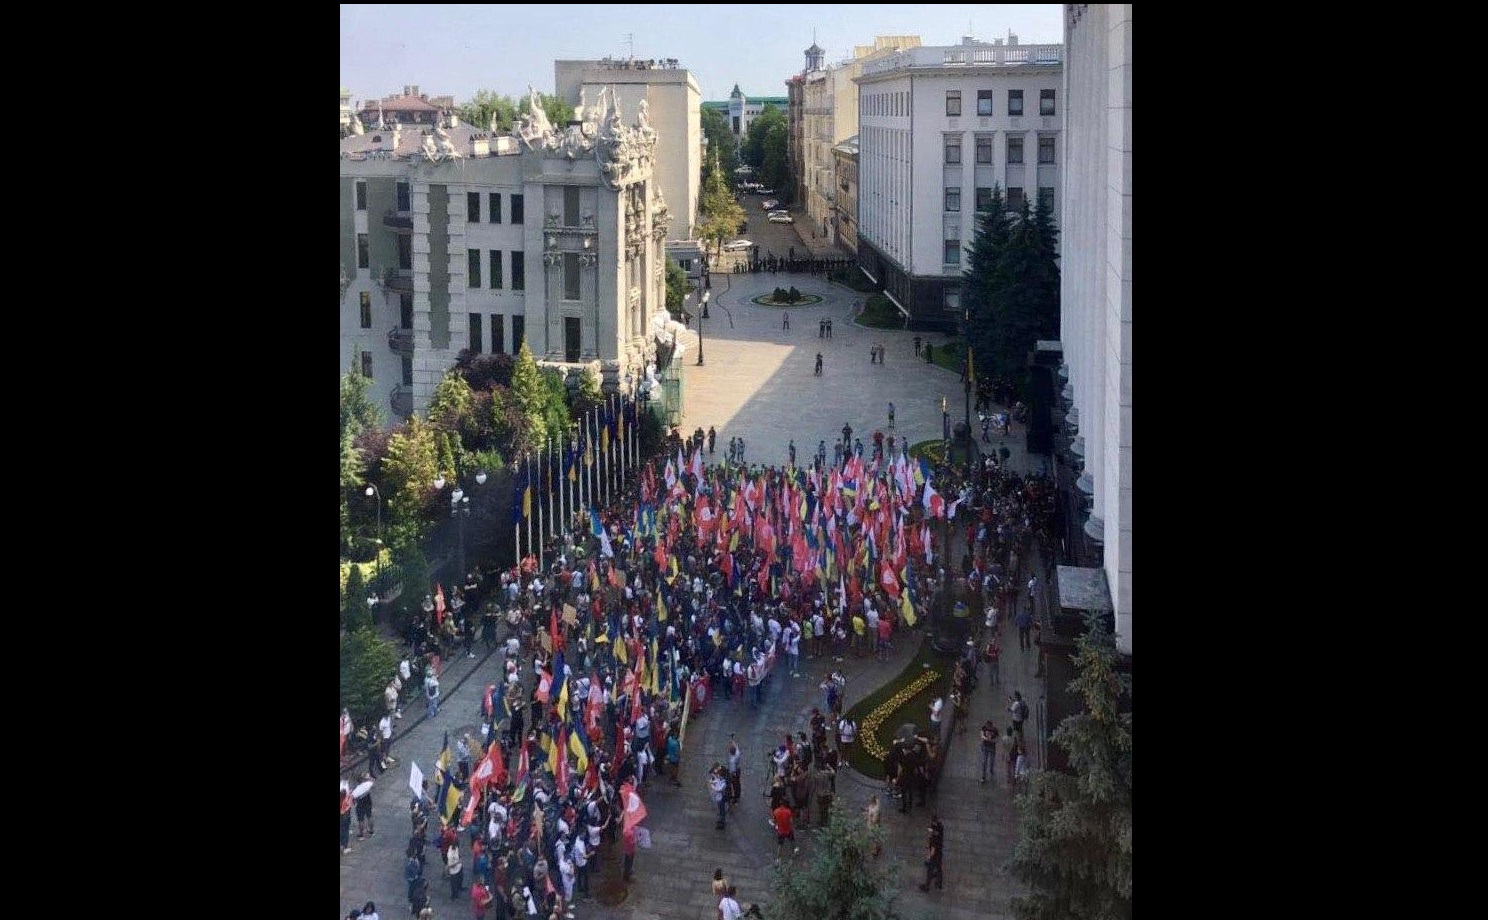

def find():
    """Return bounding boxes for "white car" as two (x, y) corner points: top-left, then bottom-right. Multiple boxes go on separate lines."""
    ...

(761, 199), (780, 211)
(768, 213), (794, 224)
(757, 188), (776, 196)
(722, 239), (753, 252)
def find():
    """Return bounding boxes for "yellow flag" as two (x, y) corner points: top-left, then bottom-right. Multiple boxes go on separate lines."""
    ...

(901, 590), (917, 627)
(657, 589), (668, 622)
(615, 636), (628, 665)
(649, 638), (661, 695)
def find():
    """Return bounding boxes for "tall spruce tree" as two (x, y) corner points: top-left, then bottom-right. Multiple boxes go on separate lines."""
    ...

(963, 184), (1013, 378)
(509, 341), (548, 451)
(1008, 612), (1132, 920)
(963, 191), (1060, 382)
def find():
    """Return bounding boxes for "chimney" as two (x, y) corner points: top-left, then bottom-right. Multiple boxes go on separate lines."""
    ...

(412, 84), (420, 98)
(404, 85), (412, 96)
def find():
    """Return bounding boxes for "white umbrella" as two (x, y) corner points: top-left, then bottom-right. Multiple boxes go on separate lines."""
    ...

(352, 779), (374, 799)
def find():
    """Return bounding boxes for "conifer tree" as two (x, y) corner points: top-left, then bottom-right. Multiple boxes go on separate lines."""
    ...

(509, 340), (548, 451)
(767, 804), (901, 920)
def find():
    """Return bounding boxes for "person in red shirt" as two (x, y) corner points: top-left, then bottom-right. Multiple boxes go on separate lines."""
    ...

(772, 803), (797, 858)
(470, 878), (494, 919)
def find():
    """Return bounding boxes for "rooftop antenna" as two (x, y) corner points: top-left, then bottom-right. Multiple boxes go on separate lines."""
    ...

(624, 32), (634, 61)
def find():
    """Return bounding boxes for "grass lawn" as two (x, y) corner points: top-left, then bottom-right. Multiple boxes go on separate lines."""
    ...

(923, 338), (966, 374)
(829, 270), (878, 293)
(856, 293), (906, 329)
(841, 634), (954, 779)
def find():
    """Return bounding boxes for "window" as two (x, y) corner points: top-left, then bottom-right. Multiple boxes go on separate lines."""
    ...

(1040, 89), (1056, 116)
(396, 181), (410, 212)
(489, 250), (502, 289)
(491, 314), (505, 354)
(945, 188), (961, 212)
(1007, 136), (1024, 165)
(1037, 187), (1055, 213)
(397, 235), (412, 270)
(975, 135), (992, 164)
(468, 313), (483, 354)
(945, 90), (961, 116)
(361, 351), (373, 377)
(359, 291), (372, 328)
(1038, 136), (1056, 164)
(467, 192), (481, 223)
(944, 135), (962, 165)
(512, 315), (525, 352)
(511, 194), (525, 224)
(401, 355), (413, 386)
(975, 186), (994, 212)
(399, 294), (413, 329)
(467, 249), (481, 288)
(355, 180), (367, 211)
(564, 187), (580, 226)
(977, 90), (994, 116)
(943, 238), (961, 265)
(489, 193), (501, 224)
(356, 233), (369, 269)
(1008, 90), (1024, 117)
(511, 251), (525, 291)
(564, 253), (580, 300)
(1007, 187), (1026, 211)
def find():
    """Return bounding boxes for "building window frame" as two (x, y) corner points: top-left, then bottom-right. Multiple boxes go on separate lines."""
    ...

(563, 253), (581, 301)
(976, 90), (994, 116)
(1038, 135), (1056, 165)
(468, 312), (483, 354)
(489, 193), (501, 224)
(467, 192), (481, 223)
(356, 233), (369, 269)
(511, 194), (525, 224)
(945, 187), (961, 213)
(943, 238), (962, 266)
(1037, 186), (1055, 214)
(945, 90), (961, 117)
(975, 186), (993, 212)
(944, 135), (962, 165)
(359, 291), (372, 328)
(1007, 187), (1026, 212)
(975, 135), (993, 165)
(1040, 89), (1056, 116)
(360, 351), (373, 378)
(489, 250), (502, 289)
(511, 251), (525, 291)
(1008, 89), (1024, 117)
(467, 248), (482, 289)
(1007, 136), (1024, 165)
(355, 180), (367, 211)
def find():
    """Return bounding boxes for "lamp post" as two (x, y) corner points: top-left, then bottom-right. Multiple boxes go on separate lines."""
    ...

(695, 290), (710, 366)
(364, 483), (384, 598)
(435, 471), (487, 583)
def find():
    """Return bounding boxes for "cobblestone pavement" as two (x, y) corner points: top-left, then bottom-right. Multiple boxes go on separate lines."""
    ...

(341, 275), (1053, 916)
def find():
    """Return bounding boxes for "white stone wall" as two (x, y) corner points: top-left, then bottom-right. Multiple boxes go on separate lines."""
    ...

(1062, 4), (1132, 654)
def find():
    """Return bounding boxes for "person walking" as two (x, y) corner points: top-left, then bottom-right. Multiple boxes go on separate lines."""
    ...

(918, 815), (944, 892)
(1008, 691), (1029, 739)
(340, 782), (354, 854)
(979, 720), (998, 783)
(813, 759), (836, 827)
(354, 773), (375, 840)
(782, 311), (790, 331)
(913, 335), (922, 356)
(826, 318), (833, 339)
(772, 800), (797, 857)
(425, 669), (441, 718)
(836, 714), (856, 765)
(1015, 606), (1032, 651)
(727, 735), (742, 805)
(379, 714), (396, 770)
(888, 401), (895, 429)
(819, 318), (826, 339)
(621, 825), (638, 882)
(445, 839), (464, 900)
(814, 352), (823, 376)
(709, 764), (729, 830)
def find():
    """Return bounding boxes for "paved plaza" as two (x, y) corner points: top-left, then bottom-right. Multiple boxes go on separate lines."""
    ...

(341, 270), (1053, 918)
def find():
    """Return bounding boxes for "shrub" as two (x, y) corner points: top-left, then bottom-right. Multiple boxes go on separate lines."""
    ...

(788, 286), (800, 303)
(340, 626), (400, 729)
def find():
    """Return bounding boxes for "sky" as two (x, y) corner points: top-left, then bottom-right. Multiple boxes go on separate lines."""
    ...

(340, 4), (1064, 108)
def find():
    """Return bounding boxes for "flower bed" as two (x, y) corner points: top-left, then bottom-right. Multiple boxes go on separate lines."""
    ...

(858, 669), (941, 762)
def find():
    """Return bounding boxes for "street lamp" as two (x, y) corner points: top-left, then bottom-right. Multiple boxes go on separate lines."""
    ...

(364, 483), (385, 598)
(695, 290), (710, 366)
(436, 472), (488, 582)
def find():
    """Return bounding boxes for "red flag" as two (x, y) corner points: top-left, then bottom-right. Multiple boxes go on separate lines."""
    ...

(550, 608), (562, 655)
(536, 669), (553, 703)
(619, 781), (648, 833)
(482, 683), (497, 719)
(880, 560), (902, 599)
(582, 755), (599, 795)
(555, 725), (571, 792)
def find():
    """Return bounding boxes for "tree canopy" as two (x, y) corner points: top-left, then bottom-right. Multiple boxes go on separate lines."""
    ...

(700, 105), (738, 176)
(457, 90), (574, 133)
(962, 184), (1060, 385)
(698, 151), (746, 257)
(767, 802), (901, 920)
(1008, 613), (1132, 920)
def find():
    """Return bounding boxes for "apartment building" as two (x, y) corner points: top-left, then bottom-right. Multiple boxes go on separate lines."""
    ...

(339, 95), (670, 420)
(854, 38), (1062, 330)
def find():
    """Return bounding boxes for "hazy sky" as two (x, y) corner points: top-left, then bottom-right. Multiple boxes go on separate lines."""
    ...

(340, 4), (1064, 108)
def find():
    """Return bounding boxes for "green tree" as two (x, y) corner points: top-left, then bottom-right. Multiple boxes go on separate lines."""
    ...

(963, 184), (1012, 379)
(962, 186), (1058, 382)
(698, 151), (746, 258)
(342, 564), (372, 632)
(767, 804), (901, 920)
(340, 626), (400, 729)
(664, 257), (692, 315)
(540, 92), (576, 128)
(742, 104), (784, 168)
(457, 89), (518, 131)
(382, 415), (440, 546)
(428, 369), (476, 441)
(538, 367), (572, 448)
(509, 341), (548, 452)
(700, 105), (738, 177)
(577, 367), (603, 405)
(391, 540), (431, 628)
(340, 360), (384, 446)
(1009, 613), (1132, 920)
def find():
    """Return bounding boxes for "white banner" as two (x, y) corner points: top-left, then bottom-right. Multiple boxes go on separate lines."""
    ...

(409, 761), (424, 800)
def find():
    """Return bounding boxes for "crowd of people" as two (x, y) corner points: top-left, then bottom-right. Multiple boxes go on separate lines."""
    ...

(343, 397), (1059, 917)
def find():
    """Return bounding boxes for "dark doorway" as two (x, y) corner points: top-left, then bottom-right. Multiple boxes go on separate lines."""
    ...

(565, 317), (582, 363)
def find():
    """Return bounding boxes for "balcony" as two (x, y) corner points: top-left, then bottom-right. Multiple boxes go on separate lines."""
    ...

(383, 267), (413, 294)
(388, 327), (414, 356)
(382, 210), (413, 233)
(390, 384), (413, 418)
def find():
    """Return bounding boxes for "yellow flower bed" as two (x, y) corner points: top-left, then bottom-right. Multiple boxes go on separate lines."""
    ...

(859, 669), (941, 762)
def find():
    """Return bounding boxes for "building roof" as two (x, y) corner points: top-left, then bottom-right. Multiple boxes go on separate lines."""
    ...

(806, 43), (823, 54)
(339, 121), (517, 160)
(363, 93), (443, 114)
(731, 83), (742, 96)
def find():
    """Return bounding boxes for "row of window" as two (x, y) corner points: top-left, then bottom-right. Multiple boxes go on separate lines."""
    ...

(946, 88), (1054, 117)
(467, 192), (526, 225)
(359, 291), (417, 330)
(467, 313), (527, 356)
(355, 180), (415, 212)
(466, 249), (527, 291)
(945, 186), (1054, 214)
(360, 351), (415, 386)
(945, 134), (1055, 166)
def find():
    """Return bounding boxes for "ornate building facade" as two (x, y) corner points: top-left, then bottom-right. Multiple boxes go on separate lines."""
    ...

(339, 90), (670, 420)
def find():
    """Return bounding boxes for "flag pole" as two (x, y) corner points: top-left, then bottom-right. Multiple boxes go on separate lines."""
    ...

(617, 393), (626, 496)
(527, 451), (535, 573)
(549, 435), (558, 539)
(514, 458), (522, 570)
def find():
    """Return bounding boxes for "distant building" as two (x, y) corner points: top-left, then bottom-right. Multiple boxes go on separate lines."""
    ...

(831, 135), (859, 253)
(341, 89), (356, 130)
(702, 86), (789, 141)
(339, 95), (673, 420)
(555, 58), (702, 240)
(854, 37), (1063, 330)
(357, 85), (457, 127)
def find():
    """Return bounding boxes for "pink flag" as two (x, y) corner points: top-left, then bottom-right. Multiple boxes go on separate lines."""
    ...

(620, 781), (648, 833)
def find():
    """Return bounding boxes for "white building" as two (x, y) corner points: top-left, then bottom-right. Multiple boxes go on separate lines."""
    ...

(854, 37), (1063, 331)
(797, 37), (921, 246)
(555, 60), (702, 240)
(339, 93), (675, 420)
(1059, 4), (1131, 655)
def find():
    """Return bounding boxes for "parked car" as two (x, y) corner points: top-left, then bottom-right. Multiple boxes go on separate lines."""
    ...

(722, 238), (753, 252)
(757, 188), (776, 196)
(767, 213), (794, 224)
(767, 210), (789, 218)
(761, 199), (780, 211)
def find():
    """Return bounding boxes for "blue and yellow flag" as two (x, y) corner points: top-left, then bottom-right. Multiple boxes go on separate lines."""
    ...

(553, 651), (570, 723)
(569, 722), (592, 773)
(511, 459), (525, 525)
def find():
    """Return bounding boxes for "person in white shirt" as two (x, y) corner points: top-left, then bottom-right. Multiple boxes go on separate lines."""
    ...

(377, 714), (396, 768)
(786, 628), (801, 677)
(719, 887), (743, 920)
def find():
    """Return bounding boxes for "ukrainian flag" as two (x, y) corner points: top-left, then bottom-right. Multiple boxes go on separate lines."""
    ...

(569, 724), (592, 773)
